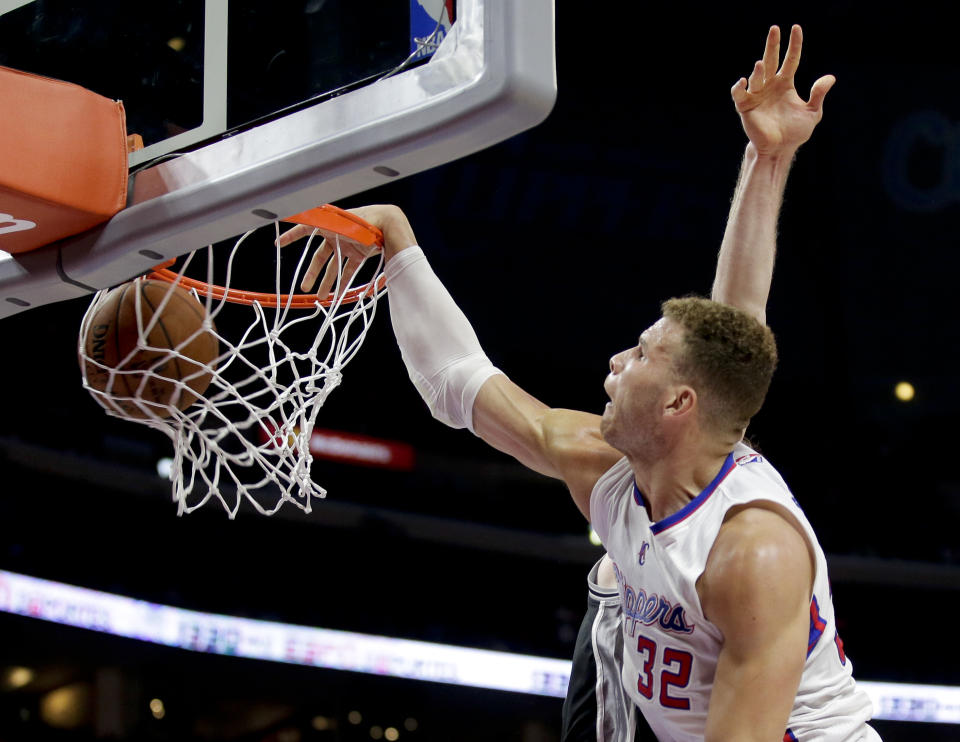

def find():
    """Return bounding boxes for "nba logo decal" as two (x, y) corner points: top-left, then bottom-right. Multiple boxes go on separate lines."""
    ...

(638, 542), (649, 565)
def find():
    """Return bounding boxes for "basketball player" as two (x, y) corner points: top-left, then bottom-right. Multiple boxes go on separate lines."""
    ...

(562, 25), (830, 742)
(284, 25), (879, 742)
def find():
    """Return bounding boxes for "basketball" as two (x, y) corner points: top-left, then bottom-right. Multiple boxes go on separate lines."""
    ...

(80, 279), (219, 419)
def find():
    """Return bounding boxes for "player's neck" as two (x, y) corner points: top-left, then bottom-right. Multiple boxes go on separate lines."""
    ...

(629, 444), (732, 524)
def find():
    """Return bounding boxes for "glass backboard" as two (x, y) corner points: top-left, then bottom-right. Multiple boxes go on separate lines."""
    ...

(0, 0), (555, 317)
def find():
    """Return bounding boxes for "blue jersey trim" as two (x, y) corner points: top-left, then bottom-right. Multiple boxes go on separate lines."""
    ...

(636, 452), (736, 535)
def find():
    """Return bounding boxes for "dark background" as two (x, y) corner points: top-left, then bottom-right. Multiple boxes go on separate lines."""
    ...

(2, 1), (960, 740)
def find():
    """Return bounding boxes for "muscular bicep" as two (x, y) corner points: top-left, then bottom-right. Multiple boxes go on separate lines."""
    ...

(698, 507), (813, 742)
(472, 375), (622, 518)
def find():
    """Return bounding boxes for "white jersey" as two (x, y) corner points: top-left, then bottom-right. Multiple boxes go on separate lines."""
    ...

(589, 442), (879, 742)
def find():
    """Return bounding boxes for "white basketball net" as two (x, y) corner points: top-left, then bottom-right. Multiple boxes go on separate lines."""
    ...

(78, 222), (386, 517)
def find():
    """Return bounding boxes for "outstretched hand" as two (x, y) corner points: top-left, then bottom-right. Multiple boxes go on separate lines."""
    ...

(276, 222), (379, 296)
(277, 204), (417, 294)
(731, 25), (835, 157)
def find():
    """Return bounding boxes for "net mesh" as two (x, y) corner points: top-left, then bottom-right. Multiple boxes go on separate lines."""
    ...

(78, 220), (385, 517)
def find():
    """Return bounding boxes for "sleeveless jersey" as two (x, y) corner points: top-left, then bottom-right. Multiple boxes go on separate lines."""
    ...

(589, 442), (879, 742)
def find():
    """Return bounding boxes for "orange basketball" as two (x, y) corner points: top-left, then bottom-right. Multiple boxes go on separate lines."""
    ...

(81, 279), (219, 419)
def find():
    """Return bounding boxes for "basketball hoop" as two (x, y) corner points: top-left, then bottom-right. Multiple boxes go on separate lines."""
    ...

(78, 204), (386, 517)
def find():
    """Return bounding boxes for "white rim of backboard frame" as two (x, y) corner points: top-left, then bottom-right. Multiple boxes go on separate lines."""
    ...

(0, 0), (556, 318)
(124, 0), (229, 169)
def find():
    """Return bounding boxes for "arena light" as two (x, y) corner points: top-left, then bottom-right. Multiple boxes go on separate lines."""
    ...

(0, 569), (955, 722)
(894, 381), (915, 402)
(155, 457), (174, 479)
(2, 665), (34, 690)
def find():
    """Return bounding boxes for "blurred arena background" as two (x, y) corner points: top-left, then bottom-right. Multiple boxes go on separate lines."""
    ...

(2, 1), (959, 740)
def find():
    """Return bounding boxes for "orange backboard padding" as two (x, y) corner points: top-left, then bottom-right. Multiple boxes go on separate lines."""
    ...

(0, 65), (129, 255)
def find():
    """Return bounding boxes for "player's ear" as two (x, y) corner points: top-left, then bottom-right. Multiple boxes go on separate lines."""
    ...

(665, 385), (696, 418)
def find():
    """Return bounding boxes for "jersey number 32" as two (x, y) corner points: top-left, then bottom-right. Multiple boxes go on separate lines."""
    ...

(636, 634), (693, 709)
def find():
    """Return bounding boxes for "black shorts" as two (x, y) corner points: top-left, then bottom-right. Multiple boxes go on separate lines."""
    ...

(560, 560), (656, 742)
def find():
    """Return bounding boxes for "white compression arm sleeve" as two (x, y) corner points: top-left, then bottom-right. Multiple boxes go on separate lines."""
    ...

(384, 246), (503, 433)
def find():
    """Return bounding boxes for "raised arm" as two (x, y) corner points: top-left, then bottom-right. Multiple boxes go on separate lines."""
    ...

(712, 25), (835, 324)
(701, 29), (835, 739)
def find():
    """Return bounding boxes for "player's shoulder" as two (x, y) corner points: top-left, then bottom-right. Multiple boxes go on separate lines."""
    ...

(699, 505), (815, 649)
(716, 505), (807, 553)
(702, 505), (812, 608)
(707, 444), (819, 611)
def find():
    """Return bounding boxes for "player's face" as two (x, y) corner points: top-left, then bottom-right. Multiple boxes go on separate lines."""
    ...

(600, 317), (681, 455)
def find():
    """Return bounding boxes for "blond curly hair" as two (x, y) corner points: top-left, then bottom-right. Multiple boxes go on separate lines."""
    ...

(661, 296), (778, 436)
